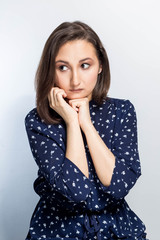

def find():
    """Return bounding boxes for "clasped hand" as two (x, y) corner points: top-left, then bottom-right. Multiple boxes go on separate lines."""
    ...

(48, 87), (92, 131)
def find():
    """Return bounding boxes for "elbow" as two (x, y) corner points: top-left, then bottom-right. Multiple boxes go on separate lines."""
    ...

(70, 192), (90, 203)
(53, 176), (91, 203)
(100, 164), (115, 187)
(100, 176), (112, 188)
(101, 179), (112, 187)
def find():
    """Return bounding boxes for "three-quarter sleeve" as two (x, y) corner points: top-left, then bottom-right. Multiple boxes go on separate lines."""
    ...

(25, 110), (93, 203)
(100, 100), (141, 199)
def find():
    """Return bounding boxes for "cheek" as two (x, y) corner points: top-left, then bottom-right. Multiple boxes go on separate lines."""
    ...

(85, 71), (98, 87)
(55, 73), (68, 88)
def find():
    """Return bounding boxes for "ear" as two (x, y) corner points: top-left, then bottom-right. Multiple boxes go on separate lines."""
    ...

(98, 65), (102, 74)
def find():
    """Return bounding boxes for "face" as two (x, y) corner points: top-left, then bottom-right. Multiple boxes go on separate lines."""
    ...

(54, 40), (102, 101)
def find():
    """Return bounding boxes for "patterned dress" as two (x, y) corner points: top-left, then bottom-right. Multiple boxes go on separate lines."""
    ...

(25, 97), (147, 240)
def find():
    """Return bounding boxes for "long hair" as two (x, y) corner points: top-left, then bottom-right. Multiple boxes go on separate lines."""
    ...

(35, 21), (110, 124)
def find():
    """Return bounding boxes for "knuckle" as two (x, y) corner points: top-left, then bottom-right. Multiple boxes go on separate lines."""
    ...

(53, 89), (58, 94)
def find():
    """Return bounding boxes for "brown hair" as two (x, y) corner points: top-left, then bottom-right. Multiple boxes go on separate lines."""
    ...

(35, 21), (110, 124)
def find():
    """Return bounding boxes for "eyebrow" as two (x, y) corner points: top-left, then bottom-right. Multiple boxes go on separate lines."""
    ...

(55, 58), (93, 64)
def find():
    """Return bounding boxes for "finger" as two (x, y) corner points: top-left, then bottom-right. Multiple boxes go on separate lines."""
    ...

(48, 88), (54, 108)
(54, 89), (67, 106)
(50, 87), (57, 107)
(56, 89), (67, 100)
(56, 91), (66, 105)
(69, 101), (79, 112)
(48, 87), (60, 108)
(69, 98), (88, 105)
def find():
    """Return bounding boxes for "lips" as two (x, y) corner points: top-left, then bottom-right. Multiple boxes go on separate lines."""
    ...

(70, 89), (83, 92)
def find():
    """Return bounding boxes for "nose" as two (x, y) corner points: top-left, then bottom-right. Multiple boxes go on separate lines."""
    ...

(70, 69), (81, 87)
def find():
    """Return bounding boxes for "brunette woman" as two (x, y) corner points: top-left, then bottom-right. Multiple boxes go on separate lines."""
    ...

(25, 21), (147, 240)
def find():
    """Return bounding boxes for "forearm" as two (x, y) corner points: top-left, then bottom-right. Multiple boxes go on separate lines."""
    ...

(83, 123), (115, 186)
(66, 120), (89, 178)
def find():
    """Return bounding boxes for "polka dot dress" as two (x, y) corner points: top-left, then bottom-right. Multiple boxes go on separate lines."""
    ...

(25, 97), (147, 240)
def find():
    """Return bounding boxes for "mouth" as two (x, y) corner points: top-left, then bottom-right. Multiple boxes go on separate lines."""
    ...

(69, 89), (84, 93)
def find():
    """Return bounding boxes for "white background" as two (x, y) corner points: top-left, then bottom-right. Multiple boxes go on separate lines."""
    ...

(0, 0), (160, 239)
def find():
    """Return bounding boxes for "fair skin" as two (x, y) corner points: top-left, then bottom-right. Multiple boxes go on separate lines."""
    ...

(48, 40), (115, 186)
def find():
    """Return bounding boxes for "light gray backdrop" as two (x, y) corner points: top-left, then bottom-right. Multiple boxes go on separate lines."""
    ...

(0, 0), (159, 239)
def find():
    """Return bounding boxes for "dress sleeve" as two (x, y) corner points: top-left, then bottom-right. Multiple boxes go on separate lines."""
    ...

(100, 100), (141, 199)
(25, 111), (93, 203)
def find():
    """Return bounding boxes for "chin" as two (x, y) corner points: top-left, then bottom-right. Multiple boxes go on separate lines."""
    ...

(67, 94), (85, 100)
(66, 96), (81, 101)
(66, 92), (92, 100)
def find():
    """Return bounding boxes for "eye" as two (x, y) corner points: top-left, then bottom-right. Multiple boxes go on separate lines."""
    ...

(58, 65), (68, 71)
(81, 63), (90, 69)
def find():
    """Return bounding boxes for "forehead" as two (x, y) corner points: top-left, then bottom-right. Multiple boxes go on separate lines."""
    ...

(55, 40), (98, 60)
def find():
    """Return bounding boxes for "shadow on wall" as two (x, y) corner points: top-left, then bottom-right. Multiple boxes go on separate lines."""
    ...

(1, 95), (39, 240)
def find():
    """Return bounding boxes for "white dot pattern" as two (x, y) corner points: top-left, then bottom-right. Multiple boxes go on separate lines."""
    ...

(25, 97), (147, 240)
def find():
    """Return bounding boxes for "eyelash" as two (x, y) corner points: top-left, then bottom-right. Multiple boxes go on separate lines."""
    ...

(58, 63), (90, 72)
(81, 63), (90, 69)
(58, 65), (68, 71)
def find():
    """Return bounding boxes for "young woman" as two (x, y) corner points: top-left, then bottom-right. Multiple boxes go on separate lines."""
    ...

(25, 21), (147, 240)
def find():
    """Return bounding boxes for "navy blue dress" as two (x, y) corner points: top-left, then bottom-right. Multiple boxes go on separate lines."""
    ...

(25, 97), (147, 240)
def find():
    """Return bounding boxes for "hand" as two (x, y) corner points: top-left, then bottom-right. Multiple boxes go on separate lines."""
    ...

(48, 87), (78, 125)
(68, 98), (92, 132)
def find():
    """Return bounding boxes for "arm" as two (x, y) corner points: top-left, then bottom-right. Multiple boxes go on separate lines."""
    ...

(69, 98), (141, 200)
(83, 123), (115, 186)
(99, 100), (141, 199)
(48, 87), (89, 178)
(69, 97), (115, 187)
(66, 120), (89, 178)
(25, 112), (92, 203)
(47, 88), (140, 201)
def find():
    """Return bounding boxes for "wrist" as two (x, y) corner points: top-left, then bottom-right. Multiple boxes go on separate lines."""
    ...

(66, 118), (80, 128)
(81, 121), (94, 134)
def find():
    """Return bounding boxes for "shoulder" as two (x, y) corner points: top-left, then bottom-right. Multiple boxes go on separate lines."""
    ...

(25, 108), (42, 129)
(24, 108), (65, 137)
(104, 97), (138, 130)
(103, 97), (136, 113)
(105, 96), (134, 107)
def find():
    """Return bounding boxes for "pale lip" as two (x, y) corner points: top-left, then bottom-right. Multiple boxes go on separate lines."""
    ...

(69, 89), (84, 92)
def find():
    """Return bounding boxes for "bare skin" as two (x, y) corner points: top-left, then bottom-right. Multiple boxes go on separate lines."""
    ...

(48, 88), (89, 178)
(48, 40), (115, 186)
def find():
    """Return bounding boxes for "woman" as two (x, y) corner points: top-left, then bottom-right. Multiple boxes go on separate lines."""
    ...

(25, 21), (147, 240)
